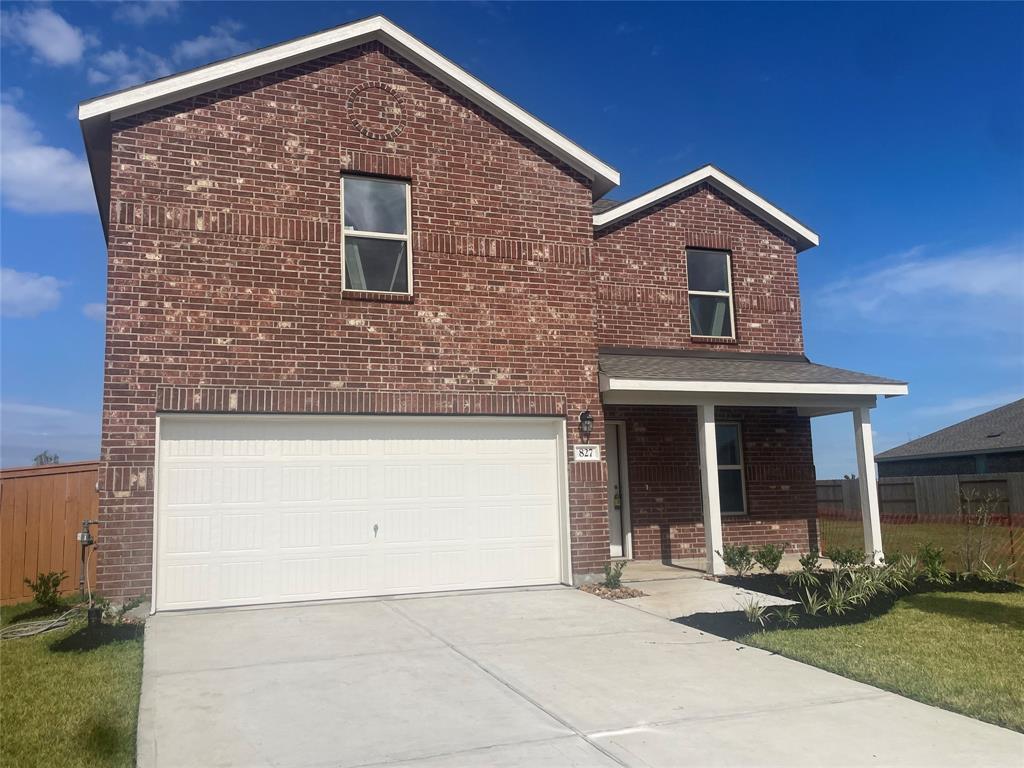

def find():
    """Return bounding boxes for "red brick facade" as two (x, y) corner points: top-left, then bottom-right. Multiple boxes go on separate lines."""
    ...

(97, 40), (817, 598)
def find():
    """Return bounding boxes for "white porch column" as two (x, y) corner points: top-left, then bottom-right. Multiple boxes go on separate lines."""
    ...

(853, 407), (884, 565)
(697, 404), (726, 576)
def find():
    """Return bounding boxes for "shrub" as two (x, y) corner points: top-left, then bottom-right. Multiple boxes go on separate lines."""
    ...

(718, 544), (755, 577)
(973, 559), (1017, 585)
(754, 543), (786, 574)
(798, 551), (821, 572)
(771, 604), (800, 628)
(799, 587), (826, 617)
(787, 568), (820, 591)
(23, 571), (67, 609)
(957, 489), (1002, 573)
(884, 553), (919, 592)
(824, 573), (852, 616)
(824, 546), (865, 569)
(918, 543), (952, 586)
(602, 560), (628, 589)
(740, 597), (770, 629)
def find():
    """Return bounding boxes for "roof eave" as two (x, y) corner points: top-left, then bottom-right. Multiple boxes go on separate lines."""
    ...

(78, 15), (620, 235)
(592, 164), (820, 252)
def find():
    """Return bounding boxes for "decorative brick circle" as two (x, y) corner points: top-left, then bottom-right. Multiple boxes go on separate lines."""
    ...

(346, 82), (406, 141)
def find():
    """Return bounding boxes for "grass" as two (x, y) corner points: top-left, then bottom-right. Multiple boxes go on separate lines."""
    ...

(741, 589), (1024, 732)
(820, 517), (1023, 580)
(1, 601), (144, 768)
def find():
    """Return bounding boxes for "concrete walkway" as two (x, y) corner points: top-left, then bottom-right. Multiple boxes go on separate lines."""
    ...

(138, 587), (1023, 768)
(619, 560), (795, 619)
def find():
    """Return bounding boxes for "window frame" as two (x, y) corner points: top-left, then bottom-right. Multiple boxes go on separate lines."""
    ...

(341, 175), (413, 295)
(716, 421), (748, 516)
(686, 248), (736, 340)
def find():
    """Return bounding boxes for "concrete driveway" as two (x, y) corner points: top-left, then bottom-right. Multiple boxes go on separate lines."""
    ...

(138, 587), (1022, 768)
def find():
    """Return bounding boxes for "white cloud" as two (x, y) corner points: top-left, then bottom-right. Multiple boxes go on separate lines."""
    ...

(173, 20), (250, 65)
(82, 302), (105, 321)
(88, 46), (171, 89)
(0, 268), (63, 318)
(0, 7), (95, 66)
(913, 391), (1023, 418)
(818, 241), (1024, 335)
(0, 101), (94, 214)
(113, 0), (181, 26)
(0, 401), (100, 468)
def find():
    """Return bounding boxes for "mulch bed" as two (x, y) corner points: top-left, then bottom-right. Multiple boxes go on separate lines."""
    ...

(579, 583), (645, 600)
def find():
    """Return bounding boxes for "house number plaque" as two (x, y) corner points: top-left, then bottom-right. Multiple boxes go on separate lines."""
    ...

(573, 445), (601, 462)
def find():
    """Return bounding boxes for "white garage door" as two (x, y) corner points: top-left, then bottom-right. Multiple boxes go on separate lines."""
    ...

(155, 416), (566, 610)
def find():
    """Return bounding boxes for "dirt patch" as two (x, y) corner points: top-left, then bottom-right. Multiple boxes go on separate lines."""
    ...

(579, 583), (645, 600)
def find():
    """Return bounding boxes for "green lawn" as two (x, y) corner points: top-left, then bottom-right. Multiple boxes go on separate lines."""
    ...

(742, 590), (1024, 732)
(0, 602), (144, 768)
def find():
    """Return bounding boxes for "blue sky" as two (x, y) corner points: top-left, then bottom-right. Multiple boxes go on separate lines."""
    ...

(1, 1), (1022, 474)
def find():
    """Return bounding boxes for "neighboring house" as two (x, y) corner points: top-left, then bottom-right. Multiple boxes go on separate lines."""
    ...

(876, 398), (1024, 477)
(78, 16), (907, 611)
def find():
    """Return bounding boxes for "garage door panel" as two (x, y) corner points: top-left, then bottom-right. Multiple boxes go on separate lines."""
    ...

(156, 417), (565, 610)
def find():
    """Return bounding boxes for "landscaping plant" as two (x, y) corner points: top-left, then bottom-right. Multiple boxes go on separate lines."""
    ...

(799, 587), (827, 617)
(717, 543), (755, 577)
(798, 551), (821, 572)
(23, 571), (67, 609)
(740, 597), (770, 629)
(602, 560), (628, 589)
(771, 604), (800, 628)
(754, 543), (786, 574)
(918, 543), (952, 586)
(823, 546), (865, 569)
(956, 489), (1002, 574)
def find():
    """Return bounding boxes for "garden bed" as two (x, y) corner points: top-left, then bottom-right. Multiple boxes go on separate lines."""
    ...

(579, 583), (645, 600)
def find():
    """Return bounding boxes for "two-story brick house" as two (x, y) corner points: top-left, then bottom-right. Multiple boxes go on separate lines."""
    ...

(78, 16), (906, 611)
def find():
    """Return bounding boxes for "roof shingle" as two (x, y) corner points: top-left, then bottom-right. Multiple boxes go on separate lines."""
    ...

(876, 398), (1024, 461)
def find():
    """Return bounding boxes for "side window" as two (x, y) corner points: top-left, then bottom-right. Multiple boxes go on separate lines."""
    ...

(715, 423), (746, 514)
(342, 176), (412, 294)
(686, 249), (735, 338)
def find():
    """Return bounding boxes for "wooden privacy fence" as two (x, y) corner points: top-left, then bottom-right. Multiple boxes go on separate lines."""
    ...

(0, 461), (99, 606)
(817, 473), (1024, 520)
(817, 473), (1022, 580)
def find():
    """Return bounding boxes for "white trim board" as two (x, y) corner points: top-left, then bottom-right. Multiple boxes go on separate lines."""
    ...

(78, 15), (618, 197)
(600, 374), (908, 398)
(593, 165), (819, 252)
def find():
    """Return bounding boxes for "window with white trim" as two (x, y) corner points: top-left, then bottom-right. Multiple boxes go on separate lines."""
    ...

(686, 249), (735, 338)
(342, 175), (412, 294)
(716, 422), (746, 514)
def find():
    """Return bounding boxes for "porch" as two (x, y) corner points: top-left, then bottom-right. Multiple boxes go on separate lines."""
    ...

(599, 350), (908, 575)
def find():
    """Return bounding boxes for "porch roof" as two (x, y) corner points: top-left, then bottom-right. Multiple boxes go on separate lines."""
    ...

(598, 350), (908, 415)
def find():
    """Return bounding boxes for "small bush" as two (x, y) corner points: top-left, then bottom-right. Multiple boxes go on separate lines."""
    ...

(973, 559), (1017, 585)
(824, 573), (852, 616)
(754, 543), (786, 574)
(718, 544), (755, 576)
(824, 546), (865, 569)
(23, 571), (67, 609)
(918, 543), (952, 586)
(798, 551), (821, 572)
(602, 560), (628, 589)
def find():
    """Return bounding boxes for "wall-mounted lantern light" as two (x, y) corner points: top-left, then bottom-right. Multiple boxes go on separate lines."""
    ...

(579, 410), (594, 442)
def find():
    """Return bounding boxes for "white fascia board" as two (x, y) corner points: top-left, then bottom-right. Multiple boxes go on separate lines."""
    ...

(77, 16), (619, 195)
(592, 165), (819, 251)
(601, 375), (908, 398)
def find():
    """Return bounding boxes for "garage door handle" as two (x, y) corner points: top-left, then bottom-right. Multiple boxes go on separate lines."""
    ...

(373, 523), (379, 538)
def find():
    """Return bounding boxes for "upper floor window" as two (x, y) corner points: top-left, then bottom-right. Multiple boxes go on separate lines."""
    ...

(686, 249), (734, 338)
(342, 176), (412, 294)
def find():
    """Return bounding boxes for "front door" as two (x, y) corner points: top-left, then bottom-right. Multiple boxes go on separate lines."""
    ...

(606, 421), (631, 558)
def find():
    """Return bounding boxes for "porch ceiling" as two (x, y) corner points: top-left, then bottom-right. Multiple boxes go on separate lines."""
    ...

(598, 351), (908, 416)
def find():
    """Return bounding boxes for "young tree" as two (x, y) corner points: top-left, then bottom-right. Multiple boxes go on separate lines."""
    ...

(32, 450), (60, 466)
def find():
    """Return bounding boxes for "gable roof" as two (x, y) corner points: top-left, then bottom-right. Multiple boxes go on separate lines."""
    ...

(78, 15), (619, 234)
(592, 164), (820, 252)
(876, 398), (1024, 462)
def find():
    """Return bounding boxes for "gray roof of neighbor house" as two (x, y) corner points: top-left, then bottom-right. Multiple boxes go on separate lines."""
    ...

(876, 398), (1024, 462)
(599, 351), (907, 389)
